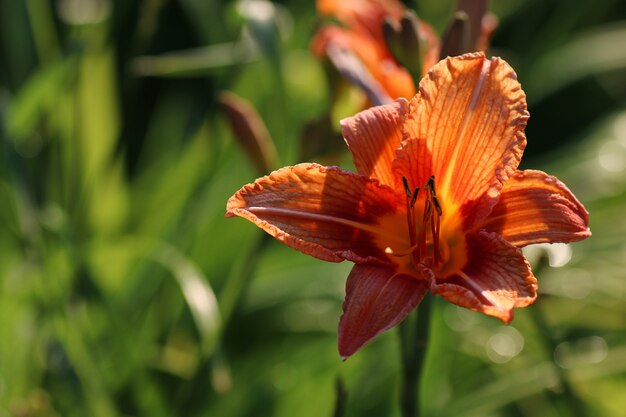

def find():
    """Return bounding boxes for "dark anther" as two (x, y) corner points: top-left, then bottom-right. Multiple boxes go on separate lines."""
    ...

(426, 175), (436, 194)
(402, 176), (412, 198)
(432, 195), (442, 216)
(410, 187), (420, 208)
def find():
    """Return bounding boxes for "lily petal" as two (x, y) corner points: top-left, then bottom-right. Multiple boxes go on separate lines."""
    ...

(480, 170), (591, 247)
(339, 264), (427, 359)
(430, 230), (537, 323)
(312, 26), (416, 101)
(341, 98), (409, 187)
(397, 53), (528, 222)
(324, 41), (394, 106)
(226, 163), (403, 264)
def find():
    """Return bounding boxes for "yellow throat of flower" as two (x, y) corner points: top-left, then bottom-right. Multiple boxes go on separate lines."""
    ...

(383, 176), (467, 279)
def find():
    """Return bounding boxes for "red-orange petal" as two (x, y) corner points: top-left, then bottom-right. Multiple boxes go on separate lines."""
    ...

(311, 26), (384, 65)
(339, 264), (427, 359)
(312, 25), (416, 101)
(317, 0), (405, 41)
(430, 231), (537, 323)
(396, 53), (528, 223)
(341, 99), (408, 187)
(226, 163), (403, 264)
(480, 170), (591, 247)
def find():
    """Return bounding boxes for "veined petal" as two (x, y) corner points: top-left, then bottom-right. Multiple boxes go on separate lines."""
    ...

(341, 99), (408, 187)
(226, 163), (404, 264)
(339, 264), (427, 359)
(430, 231), (537, 323)
(480, 170), (591, 247)
(396, 53), (528, 222)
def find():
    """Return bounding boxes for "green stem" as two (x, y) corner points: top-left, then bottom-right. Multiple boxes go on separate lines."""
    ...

(332, 377), (348, 417)
(530, 256), (588, 417)
(399, 294), (433, 417)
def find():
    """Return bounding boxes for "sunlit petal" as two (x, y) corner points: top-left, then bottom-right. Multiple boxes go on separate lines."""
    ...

(339, 264), (427, 359)
(430, 231), (537, 323)
(226, 163), (403, 264)
(397, 53), (528, 222)
(341, 99), (408, 187)
(480, 170), (591, 246)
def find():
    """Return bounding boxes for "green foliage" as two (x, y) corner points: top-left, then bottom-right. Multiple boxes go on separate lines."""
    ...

(1, 0), (625, 416)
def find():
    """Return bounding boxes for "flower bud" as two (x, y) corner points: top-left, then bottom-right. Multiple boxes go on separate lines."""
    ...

(439, 11), (470, 59)
(218, 91), (278, 175)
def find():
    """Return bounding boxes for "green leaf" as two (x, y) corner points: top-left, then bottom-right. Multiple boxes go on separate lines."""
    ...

(153, 242), (221, 356)
(6, 57), (77, 139)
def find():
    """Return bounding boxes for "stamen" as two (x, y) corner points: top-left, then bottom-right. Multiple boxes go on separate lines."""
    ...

(403, 177), (417, 248)
(418, 197), (430, 260)
(423, 199), (432, 223)
(410, 187), (420, 208)
(428, 176), (442, 266)
(392, 175), (445, 268)
(425, 176), (443, 266)
(432, 195), (442, 216)
(426, 175), (435, 193)
(402, 176), (412, 198)
(431, 211), (441, 265)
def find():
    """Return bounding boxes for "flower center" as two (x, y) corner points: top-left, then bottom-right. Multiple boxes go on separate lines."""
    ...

(385, 176), (452, 274)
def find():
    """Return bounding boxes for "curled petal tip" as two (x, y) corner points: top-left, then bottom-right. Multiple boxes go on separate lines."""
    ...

(481, 170), (591, 247)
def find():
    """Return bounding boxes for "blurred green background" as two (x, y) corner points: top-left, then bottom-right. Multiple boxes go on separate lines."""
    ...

(1, 0), (626, 416)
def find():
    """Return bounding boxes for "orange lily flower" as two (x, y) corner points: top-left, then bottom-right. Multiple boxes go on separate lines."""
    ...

(312, 0), (439, 102)
(226, 53), (590, 359)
